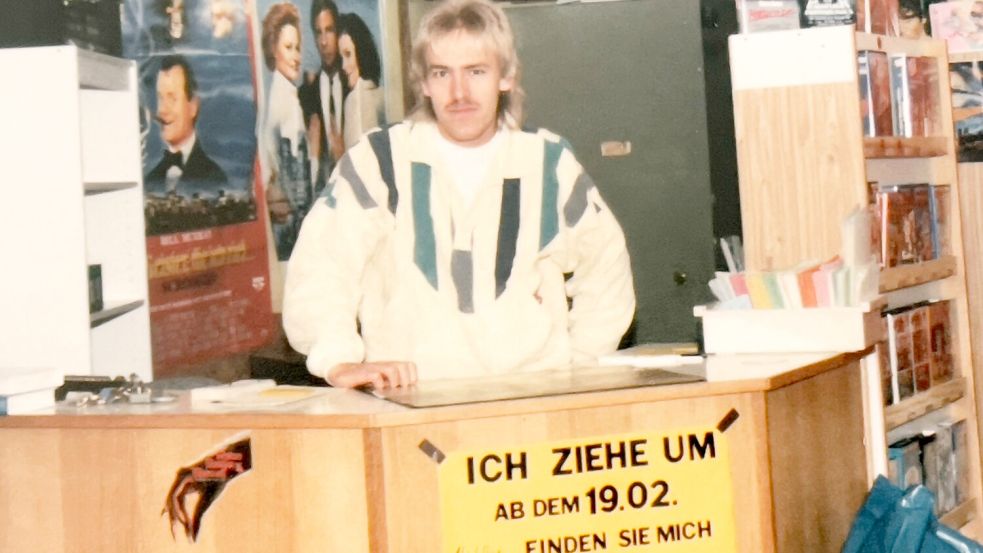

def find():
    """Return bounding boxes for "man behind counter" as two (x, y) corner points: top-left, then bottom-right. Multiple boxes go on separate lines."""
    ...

(283, 0), (635, 389)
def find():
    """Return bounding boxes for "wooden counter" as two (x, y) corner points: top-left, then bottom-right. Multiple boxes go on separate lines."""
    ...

(0, 351), (869, 552)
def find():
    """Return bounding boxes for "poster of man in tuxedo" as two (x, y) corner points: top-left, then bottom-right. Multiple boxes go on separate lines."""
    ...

(143, 54), (236, 234)
(122, 0), (274, 376)
(128, 0), (257, 235)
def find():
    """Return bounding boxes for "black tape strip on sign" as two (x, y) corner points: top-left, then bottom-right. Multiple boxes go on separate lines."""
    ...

(419, 439), (446, 464)
(716, 408), (740, 433)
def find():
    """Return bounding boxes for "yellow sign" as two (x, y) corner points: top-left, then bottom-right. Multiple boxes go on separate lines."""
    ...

(439, 427), (736, 552)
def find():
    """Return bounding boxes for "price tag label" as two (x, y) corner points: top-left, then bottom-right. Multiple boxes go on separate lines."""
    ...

(439, 427), (736, 552)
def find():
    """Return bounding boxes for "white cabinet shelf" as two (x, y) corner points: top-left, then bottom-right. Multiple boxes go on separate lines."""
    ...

(0, 45), (151, 382)
(84, 182), (139, 194)
(90, 300), (145, 327)
(77, 48), (133, 91)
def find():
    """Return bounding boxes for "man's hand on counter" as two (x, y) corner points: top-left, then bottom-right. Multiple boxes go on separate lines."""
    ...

(328, 361), (418, 390)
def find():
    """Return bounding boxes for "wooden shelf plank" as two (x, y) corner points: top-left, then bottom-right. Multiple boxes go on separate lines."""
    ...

(90, 300), (144, 328)
(885, 377), (965, 430)
(950, 52), (983, 64)
(84, 182), (138, 195)
(855, 32), (948, 57)
(954, 107), (982, 122)
(863, 136), (949, 158)
(940, 497), (977, 530)
(879, 256), (957, 293)
(854, 32), (880, 52)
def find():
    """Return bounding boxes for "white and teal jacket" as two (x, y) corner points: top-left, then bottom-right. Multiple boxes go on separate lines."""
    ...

(283, 120), (635, 381)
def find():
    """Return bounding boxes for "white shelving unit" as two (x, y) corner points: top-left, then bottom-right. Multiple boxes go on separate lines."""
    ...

(0, 45), (151, 381)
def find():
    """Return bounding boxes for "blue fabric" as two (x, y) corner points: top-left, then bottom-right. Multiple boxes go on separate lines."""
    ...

(411, 162), (438, 289)
(539, 141), (562, 250)
(495, 178), (521, 298)
(366, 127), (398, 214)
(843, 476), (983, 553)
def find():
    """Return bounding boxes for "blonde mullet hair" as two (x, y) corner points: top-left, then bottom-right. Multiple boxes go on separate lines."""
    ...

(409, 0), (525, 127)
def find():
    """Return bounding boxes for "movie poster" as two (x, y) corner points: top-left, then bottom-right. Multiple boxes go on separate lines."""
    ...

(122, 0), (275, 375)
(252, 0), (389, 263)
(950, 61), (983, 161)
(929, 0), (983, 53)
(122, 0), (396, 374)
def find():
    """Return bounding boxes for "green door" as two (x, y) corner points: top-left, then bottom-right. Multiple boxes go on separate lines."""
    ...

(507, 0), (731, 345)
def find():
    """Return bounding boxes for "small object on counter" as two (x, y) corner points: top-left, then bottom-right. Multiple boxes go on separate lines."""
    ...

(64, 391), (101, 407)
(190, 379), (277, 403)
(128, 389), (152, 403)
(56, 375), (124, 400)
(65, 374), (158, 406)
(123, 373), (152, 403)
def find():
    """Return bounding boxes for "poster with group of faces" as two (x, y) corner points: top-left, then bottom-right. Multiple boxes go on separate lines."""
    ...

(122, 0), (393, 374)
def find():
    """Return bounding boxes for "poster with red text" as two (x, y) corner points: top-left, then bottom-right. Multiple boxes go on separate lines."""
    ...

(122, 0), (275, 376)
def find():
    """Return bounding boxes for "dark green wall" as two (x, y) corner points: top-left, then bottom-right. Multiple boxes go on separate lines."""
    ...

(701, 0), (744, 271)
(508, 0), (741, 345)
